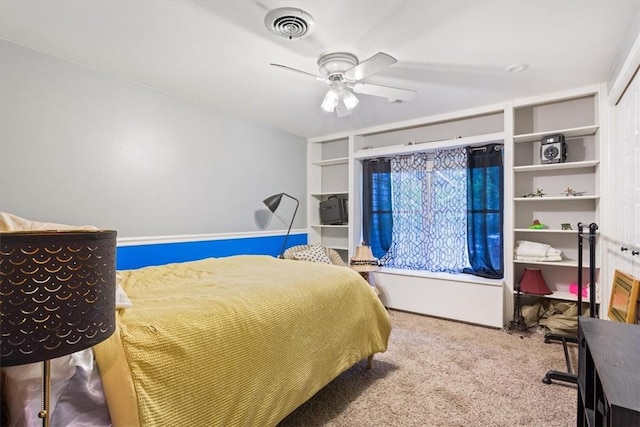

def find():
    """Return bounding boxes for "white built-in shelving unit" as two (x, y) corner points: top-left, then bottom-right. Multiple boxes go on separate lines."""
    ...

(307, 137), (351, 260)
(307, 84), (605, 327)
(511, 87), (603, 303)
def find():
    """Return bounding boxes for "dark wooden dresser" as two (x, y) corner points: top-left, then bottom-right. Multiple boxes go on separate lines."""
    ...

(577, 317), (640, 426)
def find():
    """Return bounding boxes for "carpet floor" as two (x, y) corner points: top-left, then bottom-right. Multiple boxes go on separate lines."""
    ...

(279, 309), (578, 426)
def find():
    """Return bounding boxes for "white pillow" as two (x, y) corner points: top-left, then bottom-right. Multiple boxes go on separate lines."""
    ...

(3, 350), (110, 427)
(115, 272), (133, 309)
(116, 285), (133, 309)
(292, 245), (332, 264)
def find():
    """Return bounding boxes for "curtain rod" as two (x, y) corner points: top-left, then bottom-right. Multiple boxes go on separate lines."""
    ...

(406, 140), (503, 150)
(364, 143), (503, 161)
(470, 144), (503, 152)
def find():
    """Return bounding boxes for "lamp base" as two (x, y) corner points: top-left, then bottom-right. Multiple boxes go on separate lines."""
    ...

(508, 315), (528, 332)
(38, 359), (51, 427)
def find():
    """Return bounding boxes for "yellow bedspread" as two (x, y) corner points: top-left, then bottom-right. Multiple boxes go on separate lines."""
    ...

(94, 255), (391, 427)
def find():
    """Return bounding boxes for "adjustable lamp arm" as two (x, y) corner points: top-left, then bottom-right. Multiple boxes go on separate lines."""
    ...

(278, 193), (299, 258)
(263, 192), (299, 258)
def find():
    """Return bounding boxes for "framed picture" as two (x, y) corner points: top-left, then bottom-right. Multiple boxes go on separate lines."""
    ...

(607, 270), (640, 324)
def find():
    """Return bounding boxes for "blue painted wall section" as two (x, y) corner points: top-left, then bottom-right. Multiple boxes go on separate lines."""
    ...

(117, 233), (307, 270)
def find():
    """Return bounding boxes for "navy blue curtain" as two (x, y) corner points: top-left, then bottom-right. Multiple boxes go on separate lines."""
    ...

(464, 144), (504, 278)
(362, 159), (392, 259)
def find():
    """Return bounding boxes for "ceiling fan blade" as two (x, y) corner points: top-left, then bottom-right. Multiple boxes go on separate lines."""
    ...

(270, 64), (326, 82)
(343, 52), (397, 81)
(351, 82), (417, 102)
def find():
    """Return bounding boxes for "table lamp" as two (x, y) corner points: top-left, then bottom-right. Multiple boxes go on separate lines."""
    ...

(349, 244), (381, 272)
(510, 268), (553, 331)
(0, 230), (117, 427)
(520, 268), (552, 295)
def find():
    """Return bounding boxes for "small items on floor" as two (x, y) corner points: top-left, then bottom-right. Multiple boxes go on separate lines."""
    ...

(506, 300), (587, 338)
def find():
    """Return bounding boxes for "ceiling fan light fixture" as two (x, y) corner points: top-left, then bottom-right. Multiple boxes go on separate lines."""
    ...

(321, 88), (340, 112)
(271, 51), (416, 116)
(342, 89), (359, 110)
(318, 52), (359, 78)
(335, 98), (350, 118)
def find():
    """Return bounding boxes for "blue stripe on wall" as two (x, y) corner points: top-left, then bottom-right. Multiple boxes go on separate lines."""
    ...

(116, 233), (307, 270)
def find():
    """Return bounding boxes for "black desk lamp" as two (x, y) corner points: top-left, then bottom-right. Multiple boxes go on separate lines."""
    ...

(263, 192), (299, 258)
(0, 230), (117, 427)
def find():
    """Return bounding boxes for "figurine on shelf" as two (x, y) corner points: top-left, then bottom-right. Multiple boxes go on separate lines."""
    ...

(528, 219), (546, 229)
(562, 187), (586, 197)
(561, 223), (573, 230)
(523, 188), (546, 198)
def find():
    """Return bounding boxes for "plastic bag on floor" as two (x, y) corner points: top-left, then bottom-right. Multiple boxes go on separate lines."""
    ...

(538, 302), (579, 336)
(521, 300), (588, 336)
(522, 302), (544, 328)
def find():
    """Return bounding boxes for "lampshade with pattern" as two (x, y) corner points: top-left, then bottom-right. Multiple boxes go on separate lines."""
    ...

(0, 230), (117, 426)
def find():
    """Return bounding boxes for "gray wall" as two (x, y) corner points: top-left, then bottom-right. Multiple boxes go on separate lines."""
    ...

(0, 40), (306, 237)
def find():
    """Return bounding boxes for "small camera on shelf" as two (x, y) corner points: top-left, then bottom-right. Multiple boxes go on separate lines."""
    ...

(540, 134), (567, 164)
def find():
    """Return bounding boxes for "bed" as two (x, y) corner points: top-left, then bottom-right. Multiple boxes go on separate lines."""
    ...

(0, 213), (391, 427)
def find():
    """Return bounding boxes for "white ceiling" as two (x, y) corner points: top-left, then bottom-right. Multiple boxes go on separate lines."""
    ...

(1, 1), (639, 138)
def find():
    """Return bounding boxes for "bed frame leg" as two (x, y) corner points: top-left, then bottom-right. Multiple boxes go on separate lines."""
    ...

(366, 355), (374, 369)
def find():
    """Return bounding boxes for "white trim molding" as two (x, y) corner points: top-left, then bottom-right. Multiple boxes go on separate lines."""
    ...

(117, 229), (307, 246)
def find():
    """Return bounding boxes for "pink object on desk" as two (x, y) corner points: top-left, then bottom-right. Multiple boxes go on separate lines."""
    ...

(569, 283), (589, 297)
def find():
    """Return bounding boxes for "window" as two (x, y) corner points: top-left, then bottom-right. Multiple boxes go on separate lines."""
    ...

(362, 143), (503, 279)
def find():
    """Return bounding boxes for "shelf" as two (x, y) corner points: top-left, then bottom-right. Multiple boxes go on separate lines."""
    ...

(546, 290), (582, 302)
(353, 132), (504, 160)
(513, 195), (599, 202)
(309, 224), (349, 228)
(514, 228), (600, 234)
(517, 289), (582, 302)
(513, 160), (599, 173)
(310, 191), (348, 199)
(514, 259), (577, 267)
(513, 125), (599, 143)
(311, 157), (349, 167)
(515, 228), (577, 234)
(514, 259), (600, 269)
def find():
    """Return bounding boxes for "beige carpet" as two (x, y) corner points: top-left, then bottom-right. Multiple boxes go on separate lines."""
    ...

(279, 310), (577, 426)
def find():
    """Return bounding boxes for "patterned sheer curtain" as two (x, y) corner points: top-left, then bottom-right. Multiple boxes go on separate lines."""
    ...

(381, 148), (470, 272)
(380, 153), (431, 269)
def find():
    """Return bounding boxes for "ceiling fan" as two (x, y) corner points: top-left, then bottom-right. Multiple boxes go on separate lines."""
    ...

(271, 52), (417, 117)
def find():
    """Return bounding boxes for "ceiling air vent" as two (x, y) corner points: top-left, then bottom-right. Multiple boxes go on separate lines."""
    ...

(264, 7), (315, 40)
